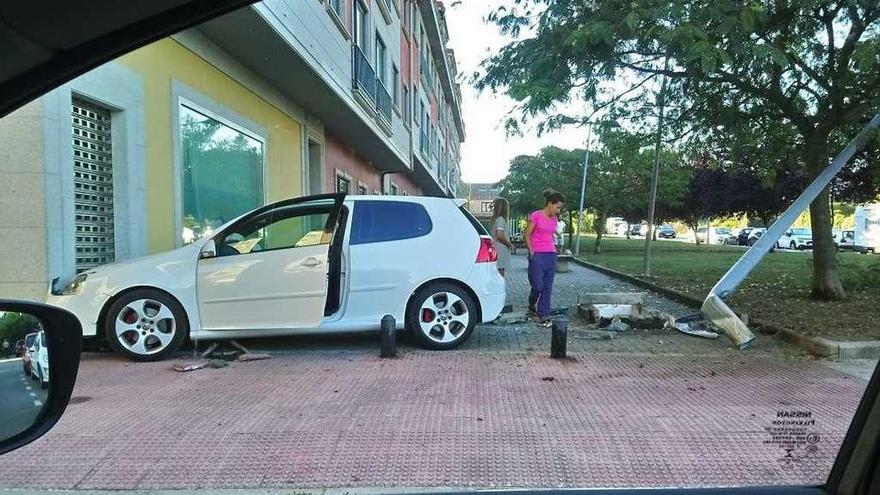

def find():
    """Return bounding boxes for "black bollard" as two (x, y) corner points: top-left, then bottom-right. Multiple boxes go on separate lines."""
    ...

(380, 314), (396, 358)
(551, 317), (568, 359)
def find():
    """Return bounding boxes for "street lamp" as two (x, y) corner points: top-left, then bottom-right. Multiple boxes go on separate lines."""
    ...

(573, 122), (593, 257)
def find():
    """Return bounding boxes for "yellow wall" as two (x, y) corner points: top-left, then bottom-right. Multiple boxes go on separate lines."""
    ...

(117, 39), (303, 253)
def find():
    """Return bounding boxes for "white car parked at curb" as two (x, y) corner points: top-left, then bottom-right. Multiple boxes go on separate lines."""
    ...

(776, 227), (813, 250)
(29, 330), (49, 389)
(48, 194), (507, 361)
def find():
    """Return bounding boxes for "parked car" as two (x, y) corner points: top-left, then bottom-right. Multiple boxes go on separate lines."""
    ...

(747, 228), (766, 246)
(777, 227), (813, 250)
(29, 330), (49, 389)
(21, 332), (37, 375)
(695, 227), (731, 244)
(834, 229), (856, 251)
(628, 224), (646, 236)
(48, 194), (507, 362)
(657, 225), (676, 239)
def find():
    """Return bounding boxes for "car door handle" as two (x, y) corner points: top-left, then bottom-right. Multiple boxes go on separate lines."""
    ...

(302, 257), (321, 267)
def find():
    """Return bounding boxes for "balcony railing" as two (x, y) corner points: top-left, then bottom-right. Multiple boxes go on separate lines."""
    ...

(352, 45), (376, 105)
(376, 79), (393, 124)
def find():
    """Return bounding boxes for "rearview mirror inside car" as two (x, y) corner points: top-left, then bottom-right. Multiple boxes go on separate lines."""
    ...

(0, 301), (81, 456)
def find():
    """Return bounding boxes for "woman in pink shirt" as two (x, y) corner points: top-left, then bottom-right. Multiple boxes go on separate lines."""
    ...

(524, 190), (565, 325)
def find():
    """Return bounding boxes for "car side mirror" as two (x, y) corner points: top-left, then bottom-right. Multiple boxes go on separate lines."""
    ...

(0, 300), (82, 456)
(199, 239), (217, 259)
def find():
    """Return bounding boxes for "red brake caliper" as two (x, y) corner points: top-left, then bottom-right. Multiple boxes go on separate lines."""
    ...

(422, 308), (435, 322)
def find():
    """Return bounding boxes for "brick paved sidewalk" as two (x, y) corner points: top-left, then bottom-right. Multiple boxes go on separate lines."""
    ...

(0, 255), (867, 491)
(0, 350), (866, 490)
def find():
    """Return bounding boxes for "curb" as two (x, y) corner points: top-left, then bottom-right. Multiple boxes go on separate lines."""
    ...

(573, 257), (880, 360)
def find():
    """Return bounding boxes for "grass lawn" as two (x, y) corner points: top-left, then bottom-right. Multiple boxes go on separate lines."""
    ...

(575, 235), (880, 341)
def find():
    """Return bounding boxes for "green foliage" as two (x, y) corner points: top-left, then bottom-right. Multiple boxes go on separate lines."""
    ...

(0, 312), (39, 346)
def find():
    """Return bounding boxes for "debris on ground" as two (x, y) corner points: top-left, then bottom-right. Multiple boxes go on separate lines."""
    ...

(172, 362), (208, 373)
(541, 376), (555, 382)
(238, 353), (271, 362)
(494, 313), (529, 325)
(207, 359), (229, 369)
(577, 292), (676, 331)
(674, 321), (720, 339)
(604, 317), (630, 333)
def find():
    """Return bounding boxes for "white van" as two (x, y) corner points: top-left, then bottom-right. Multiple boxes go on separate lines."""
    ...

(854, 203), (880, 253)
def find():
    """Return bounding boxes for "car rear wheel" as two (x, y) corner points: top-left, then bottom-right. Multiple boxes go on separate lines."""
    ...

(104, 289), (188, 362)
(407, 282), (477, 350)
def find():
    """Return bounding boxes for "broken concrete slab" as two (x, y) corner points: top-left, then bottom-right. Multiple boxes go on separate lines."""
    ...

(578, 292), (647, 305)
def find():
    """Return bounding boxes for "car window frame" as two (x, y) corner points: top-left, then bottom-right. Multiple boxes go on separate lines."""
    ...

(205, 193), (345, 259)
(349, 200), (434, 246)
(215, 204), (336, 258)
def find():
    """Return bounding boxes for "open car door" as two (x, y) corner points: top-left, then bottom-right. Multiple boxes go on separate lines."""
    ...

(196, 193), (344, 331)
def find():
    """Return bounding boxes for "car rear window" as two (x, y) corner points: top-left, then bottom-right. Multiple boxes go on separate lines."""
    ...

(459, 206), (489, 235)
(350, 201), (433, 245)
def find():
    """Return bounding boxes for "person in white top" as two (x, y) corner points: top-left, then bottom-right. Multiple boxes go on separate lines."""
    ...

(555, 218), (566, 254)
(490, 198), (513, 277)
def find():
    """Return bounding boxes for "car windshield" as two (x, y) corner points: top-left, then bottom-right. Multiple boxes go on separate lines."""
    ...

(0, 0), (879, 493)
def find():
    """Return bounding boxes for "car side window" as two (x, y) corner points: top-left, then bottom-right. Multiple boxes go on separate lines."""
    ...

(350, 201), (433, 245)
(217, 203), (334, 256)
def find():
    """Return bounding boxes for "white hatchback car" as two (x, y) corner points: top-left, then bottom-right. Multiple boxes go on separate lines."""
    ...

(48, 194), (506, 361)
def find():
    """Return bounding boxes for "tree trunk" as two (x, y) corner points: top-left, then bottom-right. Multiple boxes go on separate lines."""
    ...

(805, 137), (846, 301)
(594, 208), (608, 254)
(689, 221), (700, 245)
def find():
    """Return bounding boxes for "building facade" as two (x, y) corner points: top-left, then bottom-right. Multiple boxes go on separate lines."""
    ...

(464, 183), (502, 231)
(0, 0), (464, 301)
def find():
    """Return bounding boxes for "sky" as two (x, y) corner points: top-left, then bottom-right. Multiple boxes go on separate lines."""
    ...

(445, 1), (589, 185)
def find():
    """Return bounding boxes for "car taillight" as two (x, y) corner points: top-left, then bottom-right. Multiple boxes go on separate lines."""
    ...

(476, 237), (497, 263)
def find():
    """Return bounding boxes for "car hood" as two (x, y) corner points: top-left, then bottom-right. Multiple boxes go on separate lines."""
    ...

(83, 242), (203, 278)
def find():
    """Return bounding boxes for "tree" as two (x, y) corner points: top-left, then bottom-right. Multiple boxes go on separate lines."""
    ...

(478, 0), (880, 300)
(500, 146), (585, 217)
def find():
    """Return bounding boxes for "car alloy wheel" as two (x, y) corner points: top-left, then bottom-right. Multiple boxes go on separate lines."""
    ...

(114, 298), (177, 356)
(419, 291), (470, 345)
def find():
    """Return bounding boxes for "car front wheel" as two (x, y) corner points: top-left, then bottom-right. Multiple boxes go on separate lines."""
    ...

(104, 289), (188, 362)
(407, 282), (477, 350)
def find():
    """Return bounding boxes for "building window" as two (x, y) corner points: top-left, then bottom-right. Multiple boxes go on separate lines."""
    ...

(403, 84), (410, 124)
(353, 0), (369, 53)
(392, 64), (400, 109)
(179, 103), (264, 245)
(336, 173), (351, 193)
(481, 202), (493, 213)
(330, 0), (344, 18)
(375, 34), (387, 85)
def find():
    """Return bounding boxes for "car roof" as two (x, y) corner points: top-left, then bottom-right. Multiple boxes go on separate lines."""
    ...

(345, 195), (466, 207)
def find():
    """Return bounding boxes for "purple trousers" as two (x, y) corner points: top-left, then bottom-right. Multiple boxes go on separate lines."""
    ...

(528, 252), (557, 317)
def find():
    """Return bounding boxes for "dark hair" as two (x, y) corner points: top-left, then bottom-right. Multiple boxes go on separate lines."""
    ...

(543, 189), (565, 205)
